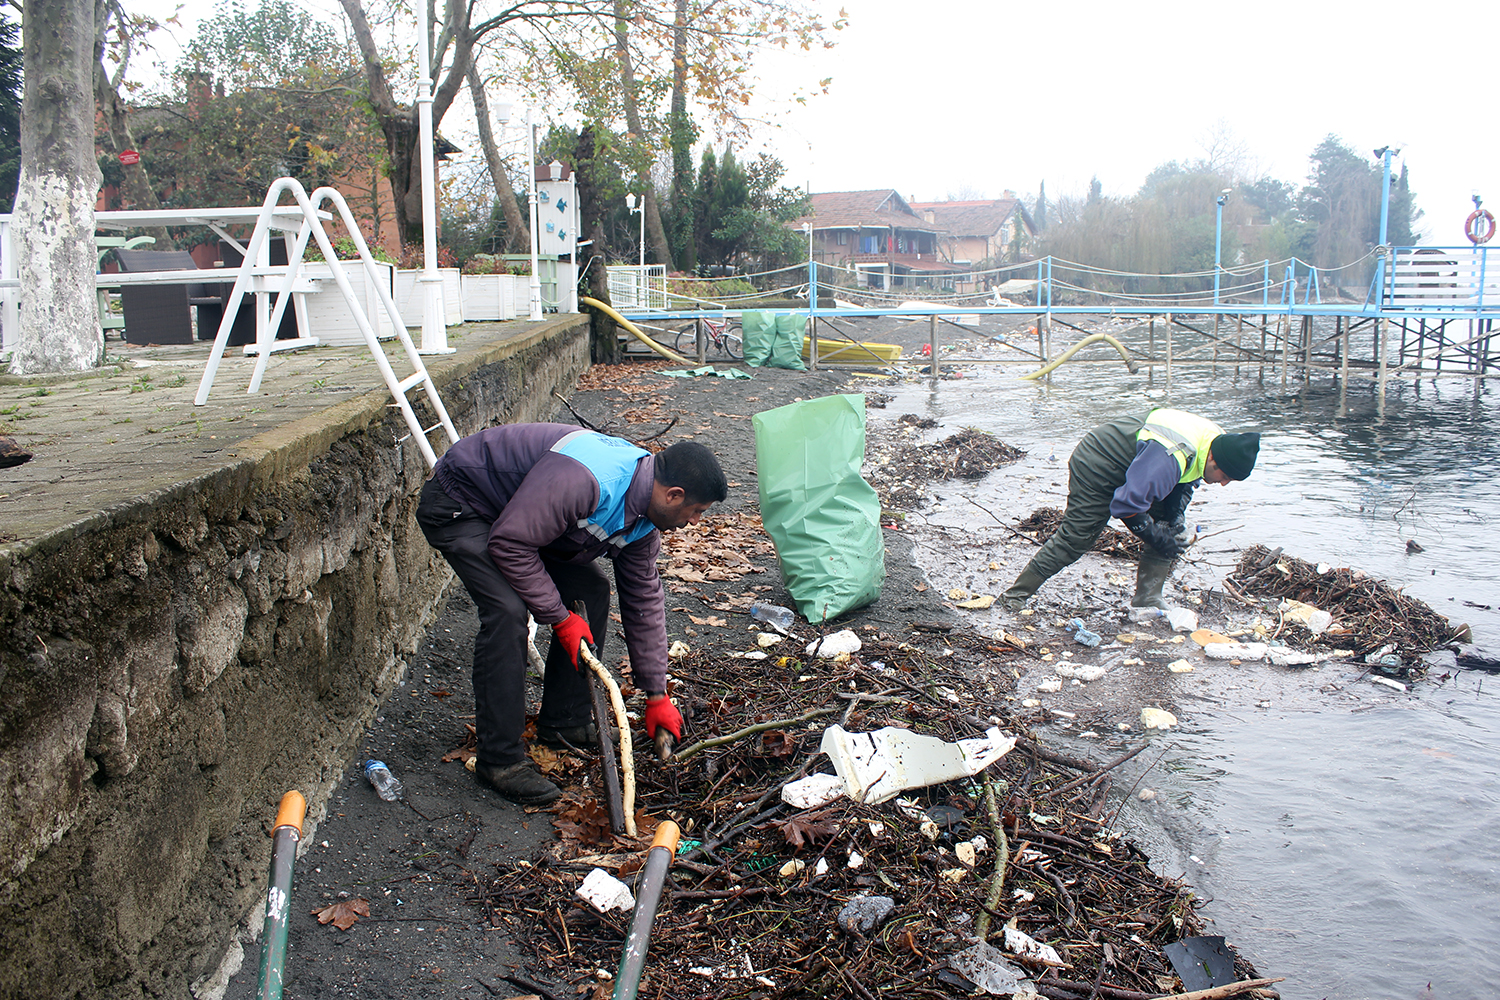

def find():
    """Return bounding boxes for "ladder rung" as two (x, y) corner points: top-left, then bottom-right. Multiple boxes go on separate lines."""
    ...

(421, 422), (445, 435)
(396, 371), (428, 394)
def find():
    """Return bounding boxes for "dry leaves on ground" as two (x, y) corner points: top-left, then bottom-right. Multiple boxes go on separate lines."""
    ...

(312, 898), (369, 931)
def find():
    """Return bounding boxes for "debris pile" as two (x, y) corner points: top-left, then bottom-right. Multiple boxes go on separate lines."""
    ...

(479, 627), (1269, 999)
(1226, 544), (1463, 675)
(866, 425), (1026, 511)
(1015, 507), (1144, 558)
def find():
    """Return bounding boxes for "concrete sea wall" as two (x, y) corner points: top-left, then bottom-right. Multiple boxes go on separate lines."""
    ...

(0, 318), (591, 998)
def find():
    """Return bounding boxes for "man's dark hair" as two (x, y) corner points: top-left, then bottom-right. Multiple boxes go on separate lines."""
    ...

(655, 441), (727, 504)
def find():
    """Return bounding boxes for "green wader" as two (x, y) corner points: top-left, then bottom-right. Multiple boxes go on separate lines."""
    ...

(1002, 412), (1180, 606)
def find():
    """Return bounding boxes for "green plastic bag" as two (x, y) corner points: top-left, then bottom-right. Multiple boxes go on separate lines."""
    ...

(753, 394), (885, 622)
(740, 310), (806, 370)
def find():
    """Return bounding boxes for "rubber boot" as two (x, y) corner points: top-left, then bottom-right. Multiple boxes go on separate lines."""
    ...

(1001, 567), (1047, 611)
(1131, 554), (1175, 610)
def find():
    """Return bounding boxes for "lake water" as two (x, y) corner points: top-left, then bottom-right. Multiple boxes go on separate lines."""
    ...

(873, 329), (1500, 1000)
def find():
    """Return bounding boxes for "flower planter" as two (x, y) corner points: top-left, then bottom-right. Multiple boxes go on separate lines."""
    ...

(394, 268), (464, 327)
(460, 273), (526, 320)
(301, 260), (396, 347)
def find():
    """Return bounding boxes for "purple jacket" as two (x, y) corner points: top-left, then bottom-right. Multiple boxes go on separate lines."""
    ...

(432, 423), (669, 693)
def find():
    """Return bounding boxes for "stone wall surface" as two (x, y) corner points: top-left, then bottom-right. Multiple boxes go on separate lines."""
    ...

(0, 317), (590, 998)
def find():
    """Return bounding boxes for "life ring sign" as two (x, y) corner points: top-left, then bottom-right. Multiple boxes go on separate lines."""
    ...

(1466, 208), (1496, 244)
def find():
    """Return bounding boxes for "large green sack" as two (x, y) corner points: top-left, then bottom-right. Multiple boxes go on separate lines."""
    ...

(753, 394), (885, 622)
(741, 310), (806, 370)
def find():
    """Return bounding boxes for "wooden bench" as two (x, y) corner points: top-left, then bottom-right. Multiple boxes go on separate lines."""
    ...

(1386, 247), (1499, 311)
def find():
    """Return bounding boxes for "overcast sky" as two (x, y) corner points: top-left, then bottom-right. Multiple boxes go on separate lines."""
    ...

(745, 0), (1498, 244)
(137, 0), (1497, 245)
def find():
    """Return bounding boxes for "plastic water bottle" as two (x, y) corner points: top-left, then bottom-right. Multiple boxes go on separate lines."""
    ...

(749, 602), (795, 630)
(363, 759), (403, 801)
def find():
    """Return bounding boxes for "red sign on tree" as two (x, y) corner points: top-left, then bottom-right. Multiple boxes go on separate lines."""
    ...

(118, 150), (140, 165)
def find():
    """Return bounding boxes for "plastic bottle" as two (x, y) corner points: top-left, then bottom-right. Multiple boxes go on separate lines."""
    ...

(749, 602), (795, 630)
(363, 759), (403, 801)
(1068, 618), (1101, 648)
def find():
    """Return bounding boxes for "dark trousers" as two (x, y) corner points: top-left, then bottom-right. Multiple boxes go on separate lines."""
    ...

(416, 479), (610, 766)
(1024, 413), (1163, 582)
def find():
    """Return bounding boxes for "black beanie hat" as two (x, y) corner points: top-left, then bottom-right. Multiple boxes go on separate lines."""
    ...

(1210, 432), (1260, 480)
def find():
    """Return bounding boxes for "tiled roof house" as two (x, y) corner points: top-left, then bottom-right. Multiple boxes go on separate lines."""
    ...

(908, 194), (1038, 266)
(788, 190), (965, 288)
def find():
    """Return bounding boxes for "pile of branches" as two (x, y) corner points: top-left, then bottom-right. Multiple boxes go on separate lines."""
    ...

(1228, 544), (1463, 673)
(1017, 508), (1143, 559)
(482, 631), (1271, 999)
(866, 425), (1026, 512)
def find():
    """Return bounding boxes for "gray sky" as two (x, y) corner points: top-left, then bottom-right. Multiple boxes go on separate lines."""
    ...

(747, 0), (1499, 244)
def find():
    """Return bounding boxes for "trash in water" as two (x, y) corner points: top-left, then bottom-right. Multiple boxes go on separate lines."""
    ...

(947, 941), (1034, 995)
(1068, 618), (1101, 647)
(1370, 675), (1407, 692)
(1128, 607), (1165, 623)
(1163, 935), (1236, 990)
(1167, 659), (1195, 673)
(1190, 628), (1232, 646)
(819, 724), (1016, 804)
(1036, 677), (1063, 693)
(1267, 647), (1319, 667)
(781, 772), (846, 809)
(1166, 607), (1199, 632)
(577, 868), (635, 912)
(806, 629), (862, 658)
(1203, 641), (1268, 661)
(1140, 707), (1178, 730)
(1279, 599), (1333, 635)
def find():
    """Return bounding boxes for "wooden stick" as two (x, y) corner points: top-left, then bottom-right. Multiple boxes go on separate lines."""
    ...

(1162, 978), (1284, 1000)
(672, 706), (840, 762)
(577, 640), (637, 837)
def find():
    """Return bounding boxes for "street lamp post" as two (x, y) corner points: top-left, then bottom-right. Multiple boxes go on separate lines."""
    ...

(1373, 144), (1402, 306)
(526, 109), (542, 321)
(625, 193), (645, 268)
(1213, 189), (1230, 305)
(415, 3), (451, 353)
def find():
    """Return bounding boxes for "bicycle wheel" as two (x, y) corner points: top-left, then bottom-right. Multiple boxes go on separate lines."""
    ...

(673, 327), (702, 357)
(722, 327), (743, 360)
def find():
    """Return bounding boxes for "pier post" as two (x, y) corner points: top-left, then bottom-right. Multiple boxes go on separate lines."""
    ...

(1235, 315), (1243, 378)
(1212, 313), (1220, 375)
(1339, 317), (1349, 387)
(1164, 312), (1173, 393)
(1148, 317), (1155, 385)
(1378, 317), (1390, 415)
(929, 314), (939, 378)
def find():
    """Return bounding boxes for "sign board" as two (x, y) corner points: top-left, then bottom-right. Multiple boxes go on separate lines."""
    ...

(118, 150), (140, 165)
(537, 177), (579, 257)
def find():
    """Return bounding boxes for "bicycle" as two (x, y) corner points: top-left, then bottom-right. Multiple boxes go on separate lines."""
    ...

(674, 316), (742, 360)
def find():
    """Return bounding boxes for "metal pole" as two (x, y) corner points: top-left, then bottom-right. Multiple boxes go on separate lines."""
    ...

(255, 791), (306, 1000)
(613, 821), (682, 1000)
(526, 111), (542, 321)
(1214, 192), (1227, 305)
(415, 7), (451, 353)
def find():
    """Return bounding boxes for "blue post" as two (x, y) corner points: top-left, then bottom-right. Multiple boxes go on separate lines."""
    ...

(809, 260), (818, 317)
(1262, 260), (1270, 307)
(1214, 191), (1228, 305)
(1375, 146), (1396, 308)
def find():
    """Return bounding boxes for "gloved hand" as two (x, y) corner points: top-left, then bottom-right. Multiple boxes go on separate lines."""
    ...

(551, 611), (595, 669)
(1159, 482), (1195, 535)
(643, 696), (683, 740)
(1122, 513), (1186, 559)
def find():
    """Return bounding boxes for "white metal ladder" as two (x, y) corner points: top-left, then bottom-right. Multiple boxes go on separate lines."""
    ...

(194, 177), (459, 469)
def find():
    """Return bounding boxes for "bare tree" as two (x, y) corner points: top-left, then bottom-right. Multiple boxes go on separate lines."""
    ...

(8, 0), (102, 374)
(467, 62), (527, 252)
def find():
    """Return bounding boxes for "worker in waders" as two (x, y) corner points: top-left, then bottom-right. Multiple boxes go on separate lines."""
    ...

(1001, 409), (1259, 612)
(416, 425), (727, 805)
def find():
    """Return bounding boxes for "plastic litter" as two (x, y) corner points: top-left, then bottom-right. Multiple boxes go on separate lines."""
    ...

(819, 724), (1016, 804)
(1166, 607), (1199, 632)
(1163, 935), (1236, 990)
(363, 760), (403, 801)
(1370, 675), (1407, 692)
(781, 772), (846, 809)
(806, 629), (862, 658)
(836, 894), (895, 934)
(1203, 641), (1268, 661)
(1267, 647), (1319, 667)
(1279, 598), (1333, 636)
(577, 868), (635, 912)
(1004, 925), (1062, 966)
(749, 602), (795, 630)
(1128, 607), (1165, 623)
(948, 941), (1034, 995)
(1140, 707), (1178, 730)
(1068, 618), (1101, 647)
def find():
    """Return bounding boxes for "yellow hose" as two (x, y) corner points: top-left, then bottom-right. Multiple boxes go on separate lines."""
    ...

(580, 296), (693, 364)
(1019, 332), (1139, 380)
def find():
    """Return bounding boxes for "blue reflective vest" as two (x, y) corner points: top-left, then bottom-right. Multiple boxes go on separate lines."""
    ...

(550, 430), (655, 551)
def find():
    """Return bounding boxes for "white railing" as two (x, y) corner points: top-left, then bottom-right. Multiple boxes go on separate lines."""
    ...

(606, 264), (668, 311)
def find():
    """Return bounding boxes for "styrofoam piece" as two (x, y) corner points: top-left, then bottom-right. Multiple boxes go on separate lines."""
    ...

(1165, 607), (1199, 632)
(577, 868), (634, 912)
(1140, 707), (1178, 730)
(1267, 647), (1319, 667)
(806, 629), (862, 658)
(818, 724), (1017, 804)
(1279, 599), (1333, 635)
(1004, 925), (1063, 966)
(1203, 641), (1268, 661)
(781, 772), (846, 809)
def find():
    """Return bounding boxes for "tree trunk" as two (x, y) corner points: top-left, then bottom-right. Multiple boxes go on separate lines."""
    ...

(9, 0), (103, 375)
(467, 64), (527, 253)
(575, 126), (618, 364)
(92, 0), (170, 247)
(666, 0), (696, 273)
(611, 0), (670, 268)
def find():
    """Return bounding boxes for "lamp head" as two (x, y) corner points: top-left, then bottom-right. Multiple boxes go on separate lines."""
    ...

(1216, 189), (1230, 207)
(625, 192), (637, 210)
(494, 102), (512, 125)
(548, 159), (563, 182)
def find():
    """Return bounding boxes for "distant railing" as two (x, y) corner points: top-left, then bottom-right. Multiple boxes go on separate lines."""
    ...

(607, 265), (668, 311)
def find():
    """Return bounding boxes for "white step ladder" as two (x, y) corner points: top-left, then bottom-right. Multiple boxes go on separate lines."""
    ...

(194, 177), (459, 469)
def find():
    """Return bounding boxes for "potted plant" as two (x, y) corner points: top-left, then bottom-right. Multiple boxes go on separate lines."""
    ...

(459, 255), (530, 321)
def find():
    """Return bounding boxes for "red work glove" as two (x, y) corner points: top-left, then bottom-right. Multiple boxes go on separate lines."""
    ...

(644, 697), (683, 740)
(551, 612), (594, 669)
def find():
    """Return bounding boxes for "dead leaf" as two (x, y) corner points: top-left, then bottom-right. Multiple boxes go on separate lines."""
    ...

(775, 811), (840, 849)
(429, 689), (452, 699)
(688, 614), (729, 627)
(761, 730), (799, 757)
(313, 898), (369, 930)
